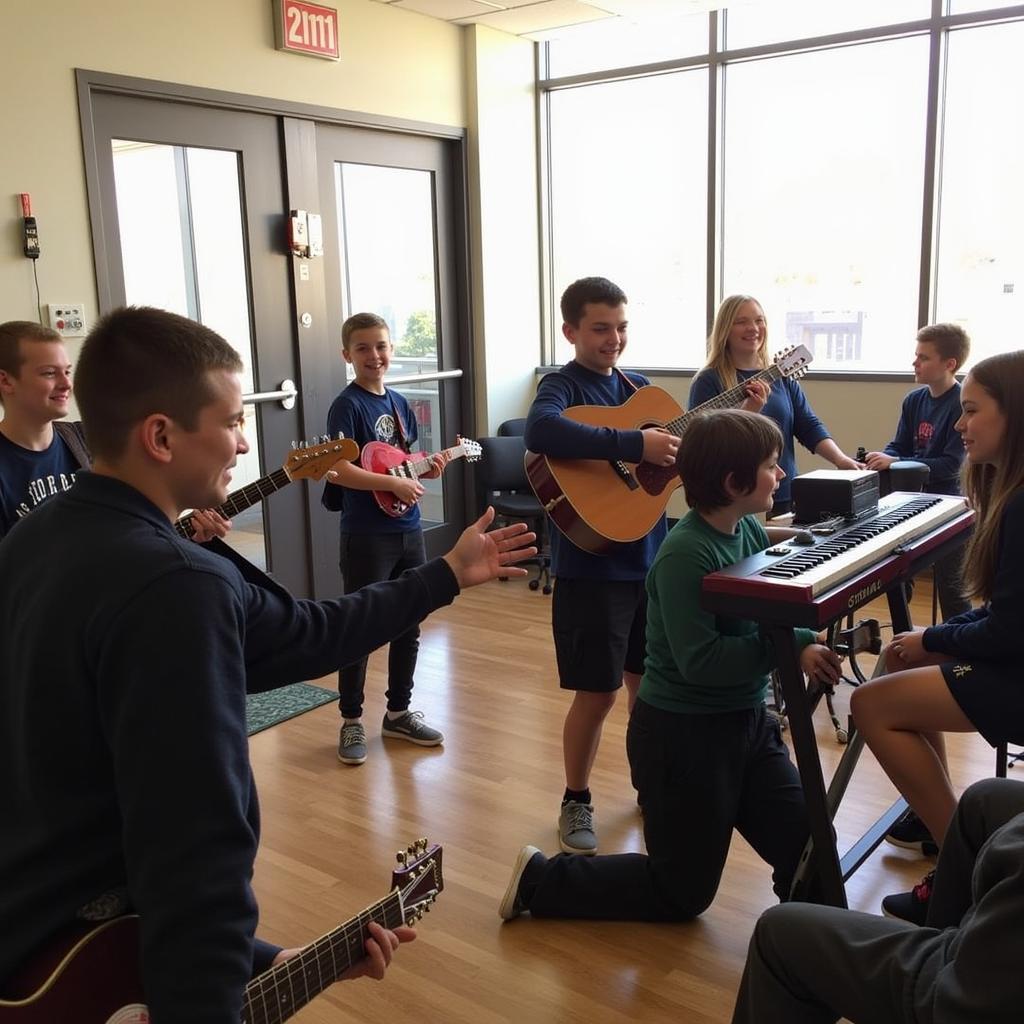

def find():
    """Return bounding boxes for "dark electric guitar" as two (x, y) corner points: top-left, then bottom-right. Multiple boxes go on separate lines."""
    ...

(361, 436), (483, 517)
(0, 839), (443, 1023)
(525, 345), (813, 554)
(174, 435), (359, 538)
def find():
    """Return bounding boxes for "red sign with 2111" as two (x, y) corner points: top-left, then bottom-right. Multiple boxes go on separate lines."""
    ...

(275, 0), (340, 60)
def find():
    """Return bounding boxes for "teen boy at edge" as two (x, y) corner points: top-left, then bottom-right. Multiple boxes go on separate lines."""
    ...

(323, 312), (446, 766)
(0, 306), (536, 1023)
(500, 410), (841, 923)
(864, 322), (972, 620)
(524, 277), (678, 855)
(0, 319), (227, 544)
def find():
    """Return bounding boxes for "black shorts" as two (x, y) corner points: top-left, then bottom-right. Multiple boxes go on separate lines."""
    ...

(552, 577), (648, 692)
(942, 660), (1024, 746)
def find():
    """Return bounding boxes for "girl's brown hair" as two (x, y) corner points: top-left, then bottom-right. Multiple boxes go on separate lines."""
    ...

(961, 350), (1024, 600)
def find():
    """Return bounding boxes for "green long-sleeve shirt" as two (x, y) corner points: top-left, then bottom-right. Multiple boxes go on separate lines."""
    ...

(639, 510), (817, 714)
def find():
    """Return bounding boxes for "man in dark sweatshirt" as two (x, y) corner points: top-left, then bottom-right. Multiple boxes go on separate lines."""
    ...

(0, 306), (535, 1023)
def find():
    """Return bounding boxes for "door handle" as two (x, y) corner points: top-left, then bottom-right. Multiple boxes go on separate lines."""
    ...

(242, 378), (297, 410)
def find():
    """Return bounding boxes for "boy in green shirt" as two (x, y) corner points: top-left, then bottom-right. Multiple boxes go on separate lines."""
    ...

(500, 409), (841, 921)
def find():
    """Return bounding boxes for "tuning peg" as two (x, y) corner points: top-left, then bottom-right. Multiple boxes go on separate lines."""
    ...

(290, 440), (298, 450)
(417, 838), (427, 852)
(396, 850), (407, 866)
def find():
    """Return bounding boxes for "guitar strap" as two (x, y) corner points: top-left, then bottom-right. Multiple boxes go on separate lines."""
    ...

(613, 367), (640, 396)
(386, 390), (413, 455)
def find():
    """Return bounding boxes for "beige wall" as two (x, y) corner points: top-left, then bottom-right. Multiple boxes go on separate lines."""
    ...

(0, 0), (465, 334)
(464, 25), (542, 435)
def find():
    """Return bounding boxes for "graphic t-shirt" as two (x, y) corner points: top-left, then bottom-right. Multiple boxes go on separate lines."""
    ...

(323, 383), (422, 534)
(0, 430), (81, 539)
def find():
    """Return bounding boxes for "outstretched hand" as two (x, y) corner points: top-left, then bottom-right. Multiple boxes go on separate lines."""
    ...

(443, 507), (537, 589)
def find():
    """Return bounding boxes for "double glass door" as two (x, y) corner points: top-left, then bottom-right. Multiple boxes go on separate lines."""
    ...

(84, 82), (469, 598)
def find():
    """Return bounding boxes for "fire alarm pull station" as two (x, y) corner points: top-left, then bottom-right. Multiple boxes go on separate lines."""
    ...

(20, 193), (40, 259)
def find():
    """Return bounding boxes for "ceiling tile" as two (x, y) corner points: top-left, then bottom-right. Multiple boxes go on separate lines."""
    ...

(456, 0), (612, 34)
(393, 0), (501, 18)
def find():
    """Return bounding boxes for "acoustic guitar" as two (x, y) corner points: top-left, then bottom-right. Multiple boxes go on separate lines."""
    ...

(175, 435), (359, 538)
(361, 436), (482, 518)
(0, 839), (443, 1024)
(525, 345), (813, 554)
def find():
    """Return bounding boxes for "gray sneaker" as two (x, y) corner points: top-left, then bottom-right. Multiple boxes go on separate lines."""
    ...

(381, 710), (444, 747)
(558, 800), (597, 855)
(338, 721), (367, 765)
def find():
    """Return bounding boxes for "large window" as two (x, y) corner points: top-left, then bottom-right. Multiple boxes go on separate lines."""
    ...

(933, 22), (1024, 363)
(547, 73), (708, 367)
(722, 38), (929, 371)
(540, 3), (1024, 373)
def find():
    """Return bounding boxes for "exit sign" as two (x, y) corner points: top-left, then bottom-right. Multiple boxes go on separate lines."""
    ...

(274, 1), (340, 61)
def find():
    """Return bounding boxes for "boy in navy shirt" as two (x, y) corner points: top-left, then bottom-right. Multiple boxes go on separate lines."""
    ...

(864, 323), (971, 620)
(0, 321), (85, 538)
(525, 278), (678, 854)
(324, 313), (446, 765)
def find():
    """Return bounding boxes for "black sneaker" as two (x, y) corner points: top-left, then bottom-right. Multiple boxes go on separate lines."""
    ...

(498, 846), (546, 921)
(881, 869), (934, 925)
(885, 809), (938, 856)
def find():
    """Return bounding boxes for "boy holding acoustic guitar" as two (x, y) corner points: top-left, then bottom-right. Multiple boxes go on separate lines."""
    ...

(323, 312), (448, 765)
(523, 277), (679, 855)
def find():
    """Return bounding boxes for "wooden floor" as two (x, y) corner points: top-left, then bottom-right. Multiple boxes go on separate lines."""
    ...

(249, 573), (1000, 1023)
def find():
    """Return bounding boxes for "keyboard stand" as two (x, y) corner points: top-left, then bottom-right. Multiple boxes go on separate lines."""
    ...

(774, 539), (963, 907)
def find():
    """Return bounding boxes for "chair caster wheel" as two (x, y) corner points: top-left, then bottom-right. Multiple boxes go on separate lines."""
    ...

(529, 579), (540, 591)
(836, 729), (848, 745)
(543, 584), (552, 594)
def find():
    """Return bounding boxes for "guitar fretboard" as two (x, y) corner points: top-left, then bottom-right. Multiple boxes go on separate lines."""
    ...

(390, 444), (466, 481)
(664, 364), (785, 438)
(175, 468), (291, 538)
(242, 892), (405, 1024)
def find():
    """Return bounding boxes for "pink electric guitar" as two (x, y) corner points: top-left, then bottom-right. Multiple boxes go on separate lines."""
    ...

(362, 436), (483, 517)
(0, 839), (443, 1024)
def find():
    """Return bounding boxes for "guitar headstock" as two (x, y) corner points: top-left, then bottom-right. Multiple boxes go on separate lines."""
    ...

(773, 343), (813, 379)
(456, 436), (483, 463)
(285, 435), (360, 481)
(393, 838), (444, 926)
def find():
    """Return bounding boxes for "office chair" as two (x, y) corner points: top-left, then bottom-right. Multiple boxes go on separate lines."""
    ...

(475, 435), (551, 594)
(497, 417), (527, 437)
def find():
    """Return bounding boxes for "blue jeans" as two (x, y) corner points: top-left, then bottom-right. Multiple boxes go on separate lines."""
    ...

(337, 530), (426, 719)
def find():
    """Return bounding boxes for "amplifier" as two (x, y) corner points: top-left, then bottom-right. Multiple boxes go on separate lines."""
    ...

(791, 469), (879, 524)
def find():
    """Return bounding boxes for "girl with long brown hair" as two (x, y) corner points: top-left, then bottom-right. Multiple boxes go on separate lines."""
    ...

(850, 349), (1024, 922)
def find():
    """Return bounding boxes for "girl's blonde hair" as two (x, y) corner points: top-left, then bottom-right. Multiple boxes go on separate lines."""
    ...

(704, 295), (769, 391)
(961, 350), (1024, 601)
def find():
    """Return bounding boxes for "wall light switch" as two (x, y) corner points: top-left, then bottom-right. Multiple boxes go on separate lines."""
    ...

(47, 303), (88, 338)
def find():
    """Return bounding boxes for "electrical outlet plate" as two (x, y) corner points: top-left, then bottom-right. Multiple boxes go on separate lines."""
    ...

(47, 303), (88, 339)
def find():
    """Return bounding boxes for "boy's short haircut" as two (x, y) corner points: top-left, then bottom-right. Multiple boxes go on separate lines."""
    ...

(341, 312), (389, 351)
(560, 277), (628, 327)
(917, 323), (971, 370)
(0, 321), (62, 406)
(0, 321), (61, 377)
(676, 409), (783, 511)
(75, 306), (243, 461)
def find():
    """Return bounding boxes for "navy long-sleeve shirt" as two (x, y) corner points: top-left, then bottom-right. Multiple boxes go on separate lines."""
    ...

(524, 361), (667, 579)
(883, 383), (964, 495)
(0, 471), (459, 1023)
(688, 369), (831, 505)
(923, 488), (1024, 663)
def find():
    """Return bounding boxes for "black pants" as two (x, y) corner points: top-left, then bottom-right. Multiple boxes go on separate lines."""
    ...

(528, 700), (808, 920)
(732, 778), (1024, 1023)
(338, 530), (426, 719)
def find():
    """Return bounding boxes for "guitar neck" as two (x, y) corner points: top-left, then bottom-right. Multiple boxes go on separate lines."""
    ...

(666, 364), (784, 438)
(405, 445), (465, 480)
(242, 892), (404, 1024)
(175, 467), (292, 538)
